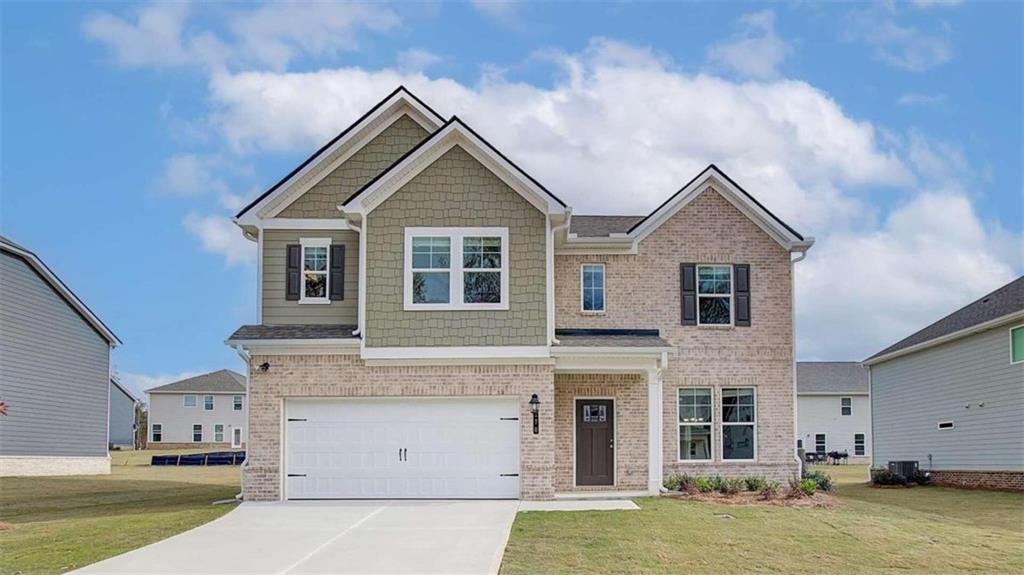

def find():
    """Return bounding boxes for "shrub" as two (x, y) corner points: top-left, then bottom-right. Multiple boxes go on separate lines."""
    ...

(759, 481), (781, 500)
(725, 478), (745, 495)
(664, 474), (697, 492)
(798, 478), (818, 496)
(802, 469), (834, 492)
(710, 475), (729, 494)
(743, 476), (769, 492)
(871, 468), (907, 486)
(695, 477), (714, 493)
(911, 470), (931, 485)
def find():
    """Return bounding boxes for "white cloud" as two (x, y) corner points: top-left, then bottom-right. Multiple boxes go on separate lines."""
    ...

(154, 154), (230, 197)
(845, 7), (953, 72)
(897, 93), (946, 106)
(183, 213), (256, 266)
(909, 0), (963, 8)
(84, 2), (399, 71)
(471, 0), (519, 22)
(114, 370), (201, 403)
(707, 10), (791, 80)
(397, 48), (443, 73)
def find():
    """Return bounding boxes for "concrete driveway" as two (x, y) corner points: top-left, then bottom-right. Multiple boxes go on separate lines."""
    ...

(74, 500), (519, 575)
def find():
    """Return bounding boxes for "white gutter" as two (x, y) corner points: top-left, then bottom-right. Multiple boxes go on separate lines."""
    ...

(548, 213), (572, 345)
(344, 216), (365, 338)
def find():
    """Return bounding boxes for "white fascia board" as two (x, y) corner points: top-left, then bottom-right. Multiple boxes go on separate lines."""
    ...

(550, 346), (672, 356)
(0, 242), (121, 346)
(863, 310), (1024, 366)
(553, 354), (660, 373)
(360, 346), (551, 360)
(259, 219), (355, 231)
(344, 123), (566, 217)
(226, 338), (361, 347)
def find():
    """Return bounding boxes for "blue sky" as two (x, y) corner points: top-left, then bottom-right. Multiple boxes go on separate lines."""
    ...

(2, 1), (1021, 398)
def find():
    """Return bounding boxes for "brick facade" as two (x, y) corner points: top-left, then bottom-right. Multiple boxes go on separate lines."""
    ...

(555, 187), (800, 482)
(928, 470), (1024, 492)
(243, 354), (555, 501)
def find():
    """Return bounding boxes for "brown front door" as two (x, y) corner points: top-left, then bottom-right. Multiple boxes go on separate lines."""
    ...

(576, 399), (614, 486)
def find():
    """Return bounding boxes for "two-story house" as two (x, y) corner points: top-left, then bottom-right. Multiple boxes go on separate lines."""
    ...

(227, 87), (814, 501)
(146, 370), (247, 449)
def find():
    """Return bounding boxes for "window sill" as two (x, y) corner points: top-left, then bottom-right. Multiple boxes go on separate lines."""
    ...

(675, 460), (714, 464)
(298, 299), (331, 305)
(721, 459), (758, 464)
(580, 310), (606, 315)
(404, 303), (509, 311)
(695, 324), (734, 330)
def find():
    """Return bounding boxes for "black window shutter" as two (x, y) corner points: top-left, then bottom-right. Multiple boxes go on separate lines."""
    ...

(680, 263), (696, 325)
(285, 244), (301, 301)
(329, 244), (346, 301)
(734, 263), (751, 327)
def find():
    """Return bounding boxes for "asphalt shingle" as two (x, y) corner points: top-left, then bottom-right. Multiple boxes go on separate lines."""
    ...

(147, 369), (246, 393)
(796, 362), (868, 394)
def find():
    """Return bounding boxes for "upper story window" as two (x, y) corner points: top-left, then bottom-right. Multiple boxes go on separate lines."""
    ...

(233, 395), (243, 411)
(183, 395), (197, 408)
(1011, 325), (1024, 364)
(404, 227), (508, 311)
(300, 238), (330, 304)
(697, 265), (732, 325)
(581, 264), (605, 313)
(203, 395), (214, 411)
(841, 397), (852, 416)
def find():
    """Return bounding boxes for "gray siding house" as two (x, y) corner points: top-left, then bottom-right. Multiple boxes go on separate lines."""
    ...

(0, 236), (121, 476)
(146, 370), (247, 449)
(865, 276), (1024, 490)
(109, 378), (138, 449)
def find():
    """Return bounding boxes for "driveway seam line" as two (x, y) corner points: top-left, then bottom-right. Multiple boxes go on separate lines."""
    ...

(276, 505), (388, 575)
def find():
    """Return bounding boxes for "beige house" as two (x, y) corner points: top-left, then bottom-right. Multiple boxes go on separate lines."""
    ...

(227, 87), (814, 501)
(146, 370), (247, 450)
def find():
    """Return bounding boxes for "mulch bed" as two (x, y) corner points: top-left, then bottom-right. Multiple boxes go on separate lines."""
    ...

(663, 490), (839, 509)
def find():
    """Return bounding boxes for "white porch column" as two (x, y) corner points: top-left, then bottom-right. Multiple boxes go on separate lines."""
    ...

(647, 366), (664, 494)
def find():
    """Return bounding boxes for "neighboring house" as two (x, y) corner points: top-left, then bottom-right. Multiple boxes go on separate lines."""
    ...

(109, 377), (138, 449)
(146, 370), (247, 449)
(0, 236), (121, 476)
(796, 362), (870, 462)
(865, 276), (1024, 491)
(226, 87), (814, 501)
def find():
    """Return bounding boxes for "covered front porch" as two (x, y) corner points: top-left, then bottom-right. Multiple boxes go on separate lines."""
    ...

(550, 329), (671, 496)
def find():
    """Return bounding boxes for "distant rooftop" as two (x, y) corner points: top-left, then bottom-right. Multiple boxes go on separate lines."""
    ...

(796, 362), (868, 394)
(147, 369), (246, 394)
(569, 215), (645, 238)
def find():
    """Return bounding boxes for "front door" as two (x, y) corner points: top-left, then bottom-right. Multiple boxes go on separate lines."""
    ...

(232, 427), (243, 448)
(576, 399), (614, 486)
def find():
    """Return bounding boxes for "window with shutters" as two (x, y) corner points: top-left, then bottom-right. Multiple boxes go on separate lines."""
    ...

(697, 265), (732, 326)
(404, 227), (508, 311)
(299, 238), (331, 304)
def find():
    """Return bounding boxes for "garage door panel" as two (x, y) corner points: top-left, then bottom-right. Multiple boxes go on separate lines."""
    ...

(285, 397), (520, 499)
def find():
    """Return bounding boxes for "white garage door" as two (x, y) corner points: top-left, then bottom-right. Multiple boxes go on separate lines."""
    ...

(285, 397), (521, 499)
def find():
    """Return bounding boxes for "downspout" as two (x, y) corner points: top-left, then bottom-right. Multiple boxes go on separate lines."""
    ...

(790, 242), (812, 477)
(231, 343), (251, 501)
(346, 217), (364, 337)
(549, 214), (572, 345)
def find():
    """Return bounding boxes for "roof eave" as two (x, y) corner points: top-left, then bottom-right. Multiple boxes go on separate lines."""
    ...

(863, 309), (1024, 366)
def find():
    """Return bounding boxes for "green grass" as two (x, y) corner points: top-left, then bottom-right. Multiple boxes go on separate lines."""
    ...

(0, 449), (241, 575)
(502, 465), (1024, 574)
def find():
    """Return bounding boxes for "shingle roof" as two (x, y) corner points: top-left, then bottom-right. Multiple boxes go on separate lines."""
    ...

(227, 324), (359, 341)
(110, 377), (139, 403)
(796, 362), (868, 394)
(553, 329), (672, 349)
(147, 370), (246, 394)
(569, 216), (645, 238)
(866, 276), (1024, 362)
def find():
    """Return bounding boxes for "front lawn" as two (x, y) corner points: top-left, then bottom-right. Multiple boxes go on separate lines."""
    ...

(502, 465), (1024, 574)
(0, 449), (241, 575)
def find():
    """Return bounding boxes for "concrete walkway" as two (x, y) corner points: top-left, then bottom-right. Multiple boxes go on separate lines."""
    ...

(74, 500), (520, 575)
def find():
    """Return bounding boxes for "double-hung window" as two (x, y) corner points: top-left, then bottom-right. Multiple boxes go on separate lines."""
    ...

(854, 433), (865, 456)
(192, 424), (203, 443)
(581, 264), (605, 313)
(300, 238), (330, 304)
(151, 423), (162, 442)
(214, 424), (225, 443)
(203, 395), (214, 411)
(183, 395), (197, 408)
(233, 395), (243, 411)
(815, 433), (826, 454)
(405, 228), (508, 310)
(678, 388), (712, 461)
(1011, 326), (1024, 364)
(697, 265), (732, 325)
(841, 397), (852, 416)
(721, 387), (755, 460)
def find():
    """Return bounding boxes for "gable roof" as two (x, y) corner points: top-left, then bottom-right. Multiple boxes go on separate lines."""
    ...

(0, 235), (120, 346)
(110, 377), (139, 403)
(235, 86), (445, 221)
(865, 276), (1024, 364)
(796, 362), (868, 394)
(146, 369), (246, 394)
(340, 116), (567, 215)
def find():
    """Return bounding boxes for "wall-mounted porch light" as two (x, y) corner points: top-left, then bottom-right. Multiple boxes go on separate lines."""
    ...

(529, 394), (540, 435)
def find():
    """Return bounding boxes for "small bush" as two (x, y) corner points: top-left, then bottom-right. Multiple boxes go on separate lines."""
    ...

(695, 477), (714, 493)
(710, 475), (729, 494)
(664, 474), (697, 492)
(725, 478), (745, 495)
(802, 469), (834, 492)
(743, 476), (769, 492)
(871, 468), (907, 486)
(759, 480), (781, 499)
(911, 470), (931, 485)
(798, 478), (818, 496)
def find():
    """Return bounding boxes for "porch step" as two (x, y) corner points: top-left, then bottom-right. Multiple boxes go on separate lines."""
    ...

(553, 490), (649, 500)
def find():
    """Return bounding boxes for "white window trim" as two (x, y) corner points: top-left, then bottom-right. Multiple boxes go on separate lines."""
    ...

(299, 237), (331, 305)
(403, 227), (509, 311)
(721, 387), (757, 462)
(203, 395), (214, 411)
(151, 423), (162, 443)
(841, 396), (852, 416)
(192, 424), (203, 443)
(580, 263), (606, 314)
(854, 433), (866, 456)
(183, 395), (197, 408)
(696, 264), (734, 327)
(214, 424), (225, 443)
(677, 387), (713, 463)
(233, 395), (243, 411)
(232, 427), (243, 448)
(1010, 325), (1024, 365)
